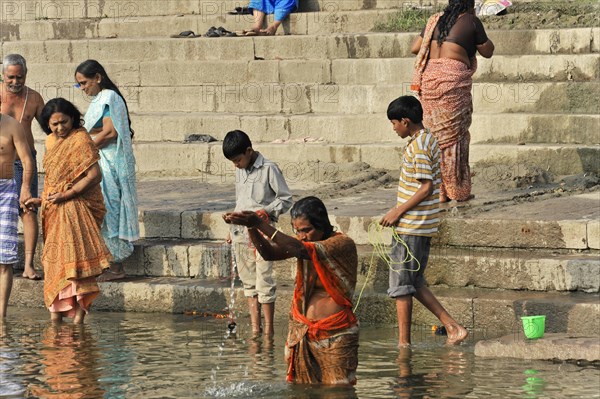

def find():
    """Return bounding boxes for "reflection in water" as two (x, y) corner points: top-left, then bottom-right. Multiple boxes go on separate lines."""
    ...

(28, 324), (104, 398)
(392, 347), (472, 399)
(0, 322), (27, 398)
(1, 308), (599, 399)
(522, 369), (546, 399)
(247, 335), (276, 380)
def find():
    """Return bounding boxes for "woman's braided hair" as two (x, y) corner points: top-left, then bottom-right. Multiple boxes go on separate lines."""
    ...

(437, 0), (475, 46)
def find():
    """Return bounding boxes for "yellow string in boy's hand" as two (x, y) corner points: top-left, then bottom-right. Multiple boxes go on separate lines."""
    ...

(353, 222), (421, 312)
(368, 222), (420, 274)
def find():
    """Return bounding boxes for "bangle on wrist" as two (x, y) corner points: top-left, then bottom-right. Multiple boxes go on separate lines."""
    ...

(270, 229), (279, 240)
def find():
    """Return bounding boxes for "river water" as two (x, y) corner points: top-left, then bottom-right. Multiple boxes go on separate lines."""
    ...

(1, 307), (598, 398)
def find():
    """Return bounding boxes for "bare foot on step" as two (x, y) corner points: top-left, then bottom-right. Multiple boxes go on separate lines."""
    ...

(97, 269), (126, 282)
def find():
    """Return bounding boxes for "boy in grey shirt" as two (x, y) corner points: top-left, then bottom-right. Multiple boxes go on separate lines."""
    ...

(222, 130), (292, 336)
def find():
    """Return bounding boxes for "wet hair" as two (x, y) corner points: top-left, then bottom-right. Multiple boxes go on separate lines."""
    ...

(222, 130), (253, 159)
(437, 0), (475, 46)
(2, 54), (27, 74)
(290, 196), (335, 239)
(387, 96), (423, 123)
(39, 98), (83, 135)
(75, 59), (134, 137)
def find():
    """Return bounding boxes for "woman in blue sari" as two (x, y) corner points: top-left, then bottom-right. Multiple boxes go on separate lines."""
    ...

(245, 0), (298, 35)
(75, 60), (139, 282)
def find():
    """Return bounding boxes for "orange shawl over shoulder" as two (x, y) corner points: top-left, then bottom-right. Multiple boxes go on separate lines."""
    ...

(286, 233), (359, 383)
(41, 128), (111, 308)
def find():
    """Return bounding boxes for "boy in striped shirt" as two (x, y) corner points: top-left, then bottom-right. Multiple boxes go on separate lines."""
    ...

(380, 96), (468, 348)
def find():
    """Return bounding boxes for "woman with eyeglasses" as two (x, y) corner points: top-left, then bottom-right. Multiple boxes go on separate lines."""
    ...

(223, 196), (359, 385)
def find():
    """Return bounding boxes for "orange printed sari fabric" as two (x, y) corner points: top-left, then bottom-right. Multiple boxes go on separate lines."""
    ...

(41, 128), (111, 310)
(286, 233), (359, 384)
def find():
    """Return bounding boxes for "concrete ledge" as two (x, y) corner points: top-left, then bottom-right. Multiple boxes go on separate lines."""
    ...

(133, 207), (595, 250)
(38, 142), (600, 179)
(1, 9), (403, 41)
(437, 218), (590, 250)
(119, 188), (600, 253)
(22, 55), (600, 92)
(588, 220), (600, 250)
(32, 112), (598, 146)
(118, 239), (599, 292)
(0, 0), (446, 22)
(4, 29), (598, 64)
(474, 333), (600, 362)
(71, 82), (598, 115)
(426, 249), (600, 292)
(9, 279), (599, 338)
(31, 141), (600, 180)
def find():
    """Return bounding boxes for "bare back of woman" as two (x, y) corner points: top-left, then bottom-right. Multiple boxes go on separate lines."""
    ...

(412, 11), (494, 66)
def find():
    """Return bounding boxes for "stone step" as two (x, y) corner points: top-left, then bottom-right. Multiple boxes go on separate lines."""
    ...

(38, 81), (597, 116)
(30, 139), (600, 179)
(119, 239), (599, 293)
(0, 9), (405, 41)
(475, 334), (600, 363)
(10, 278), (599, 337)
(0, 0), (445, 21)
(31, 137), (600, 177)
(0, 0), (567, 23)
(423, 247), (600, 293)
(32, 112), (600, 146)
(124, 192), (600, 251)
(23, 55), (600, 92)
(7, 8), (598, 42)
(6, 29), (598, 64)
(56, 112), (592, 146)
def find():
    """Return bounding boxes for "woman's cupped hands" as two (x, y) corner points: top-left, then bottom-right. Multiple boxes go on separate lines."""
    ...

(222, 211), (262, 227)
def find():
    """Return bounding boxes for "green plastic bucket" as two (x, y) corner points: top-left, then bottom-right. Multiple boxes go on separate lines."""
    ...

(521, 315), (546, 339)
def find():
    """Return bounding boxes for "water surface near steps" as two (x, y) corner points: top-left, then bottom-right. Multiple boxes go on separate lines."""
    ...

(1, 307), (598, 399)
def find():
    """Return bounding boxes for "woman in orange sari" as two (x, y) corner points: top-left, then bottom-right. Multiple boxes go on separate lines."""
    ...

(411, 0), (494, 202)
(26, 98), (111, 323)
(224, 196), (359, 385)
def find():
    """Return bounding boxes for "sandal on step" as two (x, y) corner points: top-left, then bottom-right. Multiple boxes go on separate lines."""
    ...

(170, 30), (200, 38)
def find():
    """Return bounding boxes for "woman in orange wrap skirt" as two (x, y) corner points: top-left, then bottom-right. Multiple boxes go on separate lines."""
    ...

(224, 196), (359, 385)
(26, 98), (111, 324)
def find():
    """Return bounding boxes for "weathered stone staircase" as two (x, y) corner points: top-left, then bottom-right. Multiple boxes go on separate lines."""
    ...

(3, 0), (599, 339)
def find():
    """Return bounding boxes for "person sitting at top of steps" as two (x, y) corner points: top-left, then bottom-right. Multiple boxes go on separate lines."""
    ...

(242, 0), (299, 36)
(222, 130), (292, 337)
(380, 96), (469, 348)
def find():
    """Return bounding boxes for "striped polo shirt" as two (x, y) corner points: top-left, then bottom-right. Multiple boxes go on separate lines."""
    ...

(396, 128), (441, 237)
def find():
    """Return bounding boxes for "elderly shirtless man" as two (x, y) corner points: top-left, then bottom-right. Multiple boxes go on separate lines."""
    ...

(1, 54), (45, 281)
(0, 113), (34, 318)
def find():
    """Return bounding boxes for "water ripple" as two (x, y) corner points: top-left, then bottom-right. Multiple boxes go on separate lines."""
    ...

(1, 308), (598, 398)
